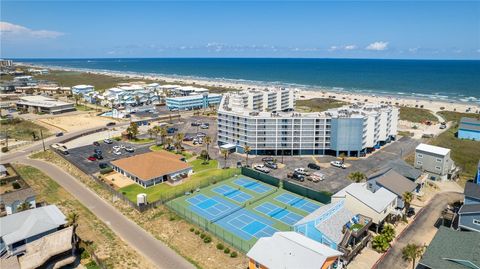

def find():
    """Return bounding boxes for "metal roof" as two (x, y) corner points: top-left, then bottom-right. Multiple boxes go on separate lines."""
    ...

(464, 182), (480, 200)
(416, 143), (450, 156)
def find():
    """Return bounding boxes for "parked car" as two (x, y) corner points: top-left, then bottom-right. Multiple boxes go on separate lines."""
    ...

(103, 139), (113, 144)
(200, 124), (209, 129)
(183, 136), (194, 141)
(237, 161), (243, 168)
(93, 153), (103, 160)
(439, 124), (447, 129)
(112, 150), (122, 156)
(196, 132), (207, 138)
(288, 172), (305, 181)
(308, 172), (325, 182)
(167, 127), (177, 134)
(294, 168), (308, 175)
(93, 141), (100, 146)
(124, 146), (135, 153)
(191, 121), (201, 127)
(87, 156), (97, 161)
(330, 161), (346, 169)
(56, 132), (64, 137)
(119, 144), (126, 149)
(94, 149), (102, 154)
(406, 207), (416, 217)
(261, 157), (274, 162)
(264, 161), (278, 169)
(98, 163), (109, 169)
(254, 164), (271, 173)
(106, 122), (116, 126)
(307, 163), (321, 170)
(112, 145), (121, 151)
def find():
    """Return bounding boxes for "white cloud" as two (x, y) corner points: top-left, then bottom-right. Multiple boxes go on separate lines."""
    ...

(344, 45), (357, 50)
(408, 47), (419, 53)
(365, 41), (389, 51)
(0, 21), (64, 39)
(329, 45), (357, 52)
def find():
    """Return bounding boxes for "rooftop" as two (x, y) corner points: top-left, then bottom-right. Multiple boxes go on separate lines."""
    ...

(17, 96), (72, 108)
(368, 159), (422, 181)
(464, 181), (480, 200)
(419, 226), (480, 269)
(333, 183), (397, 213)
(166, 93), (221, 101)
(416, 143), (450, 156)
(371, 170), (417, 197)
(458, 204), (480, 214)
(460, 117), (480, 125)
(110, 151), (192, 181)
(247, 231), (342, 269)
(0, 205), (66, 246)
(0, 187), (36, 205)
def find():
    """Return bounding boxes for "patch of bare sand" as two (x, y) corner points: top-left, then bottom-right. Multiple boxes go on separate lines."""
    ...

(38, 113), (118, 132)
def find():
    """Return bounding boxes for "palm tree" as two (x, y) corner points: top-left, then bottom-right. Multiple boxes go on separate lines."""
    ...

(67, 212), (80, 251)
(402, 244), (424, 269)
(381, 224), (396, 242)
(147, 127), (156, 139)
(372, 234), (390, 253)
(126, 122), (139, 139)
(244, 145), (251, 167)
(221, 149), (230, 169)
(164, 137), (173, 150)
(403, 192), (414, 217)
(159, 126), (168, 145)
(204, 136), (212, 163)
(348, 171), (366, 183)
(73, 93), (82, 106)
(174, 132), (185, 152)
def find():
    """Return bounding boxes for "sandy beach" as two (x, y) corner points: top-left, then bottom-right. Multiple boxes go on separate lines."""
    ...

(20, 63), (480, 114)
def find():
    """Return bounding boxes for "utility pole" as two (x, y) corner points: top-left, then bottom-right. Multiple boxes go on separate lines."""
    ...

(4, 130), (8, 150)
(40, 129), (46, 151)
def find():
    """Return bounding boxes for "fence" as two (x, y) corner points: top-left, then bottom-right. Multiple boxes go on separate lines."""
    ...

(166, 200), (254, 253)
(282, 180), (332, 204)
(241, 167), (280, 187)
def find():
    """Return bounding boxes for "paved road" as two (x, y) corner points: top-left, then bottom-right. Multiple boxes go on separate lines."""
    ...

(19, 158), (194, 269)
(2, 123), (194, 269)
(375, 192), (463, 269)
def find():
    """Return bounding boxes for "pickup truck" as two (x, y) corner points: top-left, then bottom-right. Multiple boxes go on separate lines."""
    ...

(254, 164), (271, 174)
(330, 161), (346, 169)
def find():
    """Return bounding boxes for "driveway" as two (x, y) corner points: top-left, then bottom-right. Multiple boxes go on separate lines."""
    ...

(374, 191), (463, 269)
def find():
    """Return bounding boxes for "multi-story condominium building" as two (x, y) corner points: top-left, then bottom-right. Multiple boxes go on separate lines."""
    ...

(166, 93), (222, 110)
(91, 83), (162, 107)
(217, 89), (398, 156)
(414, 143), (457, 180)
(72, 84), (95, 102)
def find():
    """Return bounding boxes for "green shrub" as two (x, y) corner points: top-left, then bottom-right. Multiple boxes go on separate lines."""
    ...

(80, 248), (90, 259)
(194, 230), (200, 235)
(216, 243), (224, 250)
(230, 251), (238, 258)
(200, 233), (206, 239)
(190, 227), (195, 232)
(224, 248), (230, 254)
(203, 236), (212, 243)
(1, 147), (8, 153)
(12, 182), (21, 189)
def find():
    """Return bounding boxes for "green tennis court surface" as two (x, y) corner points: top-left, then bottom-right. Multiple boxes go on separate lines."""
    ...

(167, 174), (324, 252)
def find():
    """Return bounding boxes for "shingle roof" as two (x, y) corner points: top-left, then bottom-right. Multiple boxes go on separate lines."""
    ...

(419, 227), (480, 269)
(458, 204), (480, 214)
(464, 182), (480, 200)
(368, 159), (421, 181)
(0, 187), (36, 205)
(373, 170), (417, 197)
(247, 232), (342, 269)
(110, 151), (192, 181)
(333, 183), (397, 213)
(0, 205), (66, 246)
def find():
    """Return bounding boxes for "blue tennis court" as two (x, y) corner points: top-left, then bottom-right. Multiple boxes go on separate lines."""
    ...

(254, 202), (304, 225)
(216, 209), (278, 240)
(187, 194), (239, 220)
(212, 184), (253, 203)
(275, 193), (321, 213)
(233, 178), (272, 194)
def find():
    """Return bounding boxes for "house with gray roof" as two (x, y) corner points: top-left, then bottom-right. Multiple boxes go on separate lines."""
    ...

(418, 226), (480, 269)
(0, 205), (66, 257)
(369, 159), (426, 194)
(0, 165), (6, 178)
(458, 117), (480, 141)
(367, 169), (417, 209)
(332, 182), (397, 227)
(0, 187), (36, 216)
(294, 200), (372, 265)
(458, 182), (480, 232)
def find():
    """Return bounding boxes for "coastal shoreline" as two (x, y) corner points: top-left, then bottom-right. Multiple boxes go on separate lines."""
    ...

(19, 62), (480, 113)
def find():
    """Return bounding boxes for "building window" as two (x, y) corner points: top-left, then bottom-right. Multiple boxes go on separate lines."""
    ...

(417, 154), (423, 158)
(473, 219), (480, 226)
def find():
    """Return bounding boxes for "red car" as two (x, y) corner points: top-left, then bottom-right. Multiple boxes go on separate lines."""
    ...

(87, 156), (97, 161)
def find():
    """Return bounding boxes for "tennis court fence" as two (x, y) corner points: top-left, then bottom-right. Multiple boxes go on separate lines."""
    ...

(166, 200), (254, 253)
(241, 167), (280, 187)
(283, 180), (332, 204)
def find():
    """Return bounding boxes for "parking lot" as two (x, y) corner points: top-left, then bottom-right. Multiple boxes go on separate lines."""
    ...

(227, 136), (420, 194)
(172, 115), (219, 157)
(63, 140), (152, 174)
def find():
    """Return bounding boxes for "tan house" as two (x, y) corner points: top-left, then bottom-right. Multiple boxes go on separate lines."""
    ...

(110, 151), (193, 188)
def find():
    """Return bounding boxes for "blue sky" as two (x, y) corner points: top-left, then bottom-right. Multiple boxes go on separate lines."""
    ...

(1, 1), (479, 59)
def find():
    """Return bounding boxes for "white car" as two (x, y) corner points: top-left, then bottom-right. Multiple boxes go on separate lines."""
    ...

(113, 150), (122, 155)
(254, 164), (271, 173)
(112, 146), (121, 151)
(294, 168), (308, 175)
(120, 144), (126, 149)
(104, 139), (113, 144)
(330, 161), (346, 169)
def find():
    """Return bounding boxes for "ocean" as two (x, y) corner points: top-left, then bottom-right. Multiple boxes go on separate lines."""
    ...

(18, 58), (480, 103)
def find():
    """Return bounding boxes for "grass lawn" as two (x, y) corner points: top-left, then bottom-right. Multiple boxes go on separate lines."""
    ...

(427, 111), (480, 185)
(399, 107), (438, 123)
(1, 118), (51, 141)
(119, 167), (240, 203)
(295, 98), (347, 112)
(149, 145), (194, 160)
(189, 159), (218, 172)
(129, 137), (155, 144)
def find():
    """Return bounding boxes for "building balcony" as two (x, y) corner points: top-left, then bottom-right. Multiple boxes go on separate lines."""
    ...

(338, 232), (372, 264)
